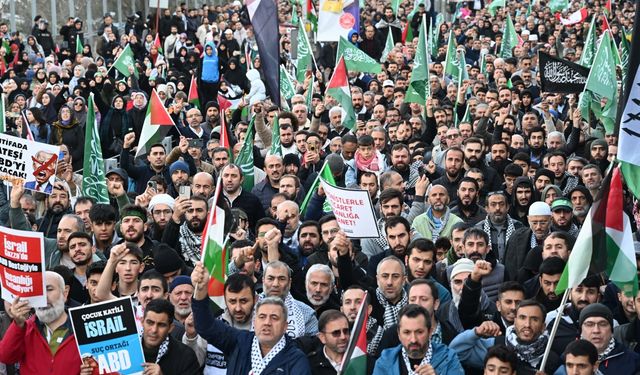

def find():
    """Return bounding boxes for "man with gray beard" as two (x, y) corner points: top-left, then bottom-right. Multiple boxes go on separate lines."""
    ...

(0, 271), (82, 372)
(568, 186), (593, 227)
(304, 264), (340, 318)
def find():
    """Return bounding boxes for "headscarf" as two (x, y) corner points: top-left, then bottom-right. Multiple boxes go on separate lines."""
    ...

(201, 42), (220, 83)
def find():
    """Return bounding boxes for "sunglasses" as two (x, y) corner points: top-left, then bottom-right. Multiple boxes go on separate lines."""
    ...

(323, 328), (350, 338)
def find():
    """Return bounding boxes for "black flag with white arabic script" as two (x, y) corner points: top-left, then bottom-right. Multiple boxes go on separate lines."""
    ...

(539, 51), (590, 93)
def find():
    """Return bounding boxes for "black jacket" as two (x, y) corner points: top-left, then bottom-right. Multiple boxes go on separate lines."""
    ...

(144, 335), (200, 375)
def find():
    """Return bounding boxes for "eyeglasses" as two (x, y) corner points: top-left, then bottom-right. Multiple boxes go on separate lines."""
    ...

(582, 321), (610, 329)
(323, 328), (350, 338)
(322, 228), (340, 236)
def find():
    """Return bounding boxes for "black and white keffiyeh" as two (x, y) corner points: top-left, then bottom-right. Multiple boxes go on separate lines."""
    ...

(138, 334), (170, 364)
(178, 222), (202, 265)
(401, 341), (433, 375)
(255, 293), (307, 338)
(505, 325), (548, 368)
(250, 335), (286, 375)
(598, 337), (616, 361)
(376, 288), (408, 329)
(366, 316), (384, 354)
(483, 216), (516, 251)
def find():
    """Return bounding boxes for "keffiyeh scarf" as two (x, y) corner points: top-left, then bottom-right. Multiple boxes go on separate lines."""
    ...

(505, 325), (548, 368)
(598, 337), (616, 361)
(256, 293), (306, 338)
(250, 335), (286, 375)
(401, 342), (433, 375)
(483, 216), (516, 252)
(138, 333), (170, 363)
(376, 288), (408, 329)
(178, 222), (202, 265)
(367, 316), (384, 354)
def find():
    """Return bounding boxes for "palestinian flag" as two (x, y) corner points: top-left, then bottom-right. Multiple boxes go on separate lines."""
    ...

(605, 167), (639, 297)
(188, 75), (200, 110)
(339, 291), (368, 375)
(201, 178), (228, 310)
(153, 33), (163, 54)
(75, 35), (84, 55)
(134, 89), (175, 157)
(326, 57), (355, 130)
(556, 167), (639, 297)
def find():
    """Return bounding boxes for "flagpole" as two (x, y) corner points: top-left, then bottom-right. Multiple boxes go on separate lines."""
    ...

(538, 288), (571, 372)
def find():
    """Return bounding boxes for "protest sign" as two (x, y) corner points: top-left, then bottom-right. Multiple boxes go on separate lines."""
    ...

(539, 51), (590, 94)
(0, 133), (60, 194)
(319, 177), (380, 238)
(0, 226), (46, 307)
(69, 297), (145, 375)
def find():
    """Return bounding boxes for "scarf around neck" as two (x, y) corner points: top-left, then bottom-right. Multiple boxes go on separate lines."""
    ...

(178, 222), (202, 266)
(376, 287), (408, 329)
(255, 293), (306, 338)
(250, 334), (286, 375)
(505, 325), (548, 368)
(401, 341), (433, 375)
(355, 150), (380, 172)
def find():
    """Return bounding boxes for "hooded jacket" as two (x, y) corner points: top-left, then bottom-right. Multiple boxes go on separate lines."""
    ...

(509, 176), (537, 226)
(244, 69), (266, 105)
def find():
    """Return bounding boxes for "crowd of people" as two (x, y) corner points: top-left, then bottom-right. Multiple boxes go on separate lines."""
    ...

(0, 0), (638, 374)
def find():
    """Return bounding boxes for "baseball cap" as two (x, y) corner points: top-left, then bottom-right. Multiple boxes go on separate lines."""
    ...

(551, 197), (573, 212)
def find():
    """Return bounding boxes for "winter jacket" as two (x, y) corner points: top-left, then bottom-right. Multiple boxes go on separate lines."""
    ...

(614, 318), (640, 354)
(503, 227), (537, 282)
(192, 298), (312, 374)
(411, 208), (463, 241)
(151, 335), (201, 375)
(244, 69), (266, 105)
(553, 341), (640, 375)
(450, 329), (561, 375)
(373, 343), (464, 375)
(251, 178), (280, 212)
(445, 253), (505, 302)
(0, 316), (81, 375)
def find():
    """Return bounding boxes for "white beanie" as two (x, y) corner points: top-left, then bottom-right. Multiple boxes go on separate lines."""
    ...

(148, 194), (175, 213)
(450, 258), (475, 279)
(528, 201), (552, 216)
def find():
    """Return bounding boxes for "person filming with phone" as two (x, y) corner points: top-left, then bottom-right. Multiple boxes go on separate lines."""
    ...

(161, 193), (210, 267)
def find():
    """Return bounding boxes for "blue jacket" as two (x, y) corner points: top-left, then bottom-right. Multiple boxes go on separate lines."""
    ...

(373, 343), (464, 375)
(192, 298), (312, 375)
(554, 341), (640, 375)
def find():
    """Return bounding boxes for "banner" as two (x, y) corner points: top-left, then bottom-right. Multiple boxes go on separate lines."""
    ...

(539, 52), (590, 94)
(0, 226), (46, 307)
(319, 178), (379, 238)
(69, 297), (144, 375)
(318, 0), (359, 41)
(0, 133), (60, 194)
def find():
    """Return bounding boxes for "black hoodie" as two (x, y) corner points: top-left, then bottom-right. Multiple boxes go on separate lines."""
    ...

(509, 176), (537, 226)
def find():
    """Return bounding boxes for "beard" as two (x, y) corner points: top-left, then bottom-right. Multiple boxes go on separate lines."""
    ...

(490, 159), (510, 175)
(458, 198), (476, 211)
(187, 218), (206, 233)
(36, 297), (65, 324)
(452, 292), (461, 308)
(50, 203), (66, 214)
(465, 156), (482, 168)
(573, 207), (589, 217)
(72, 254), (92, 266)
(282, 140), (294, 148)
(306, 290), (330, 307)
(175, 306), (192, 317)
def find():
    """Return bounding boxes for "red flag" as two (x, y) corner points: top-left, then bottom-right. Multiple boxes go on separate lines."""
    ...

(217, 94), (232, 111)
(602, 15), (610, 32)
(604, 0), (612, 14)
(555, 8), (588, 26)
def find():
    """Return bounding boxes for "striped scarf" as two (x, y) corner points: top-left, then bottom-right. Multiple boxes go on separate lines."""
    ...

(376, 288), (408, 329)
